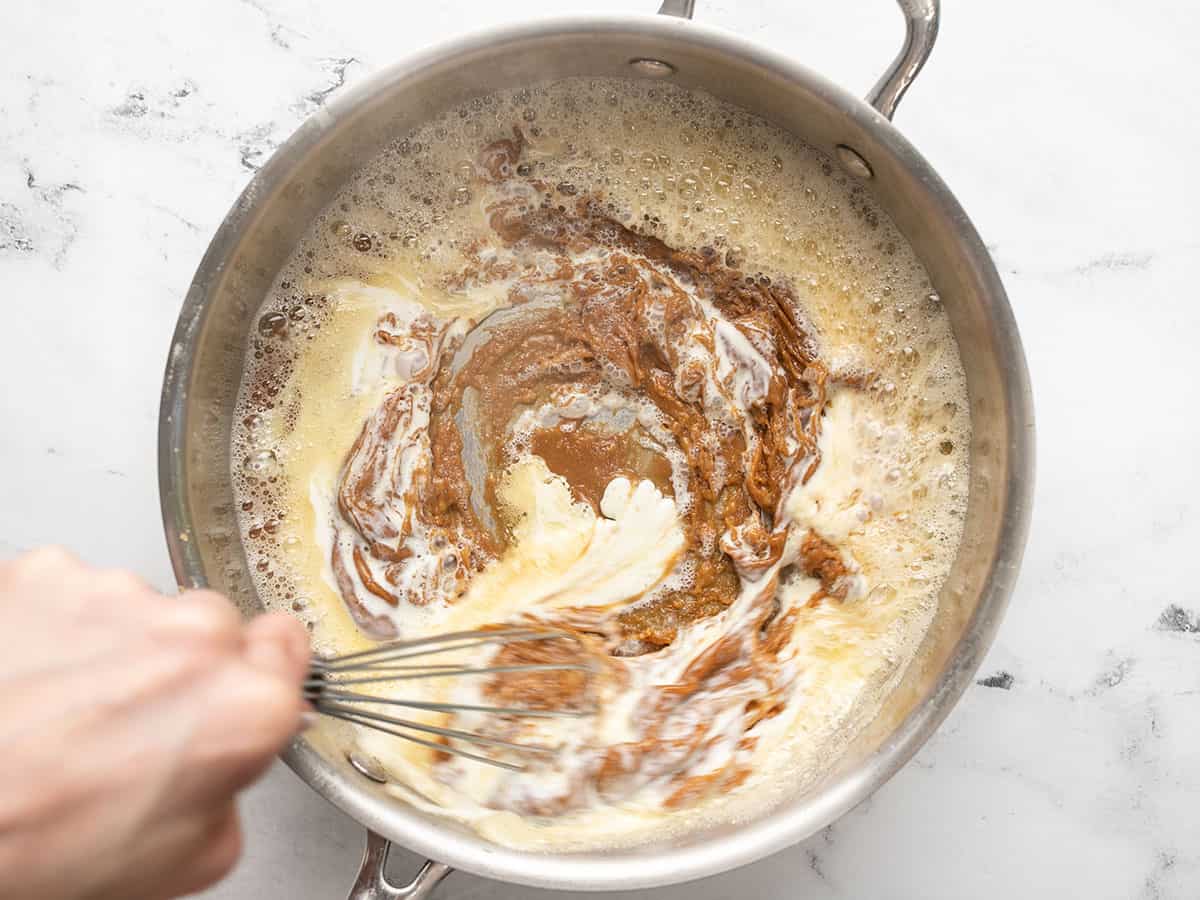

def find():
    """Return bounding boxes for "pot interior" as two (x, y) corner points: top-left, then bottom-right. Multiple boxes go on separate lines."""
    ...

(160, 16), (1031, 890)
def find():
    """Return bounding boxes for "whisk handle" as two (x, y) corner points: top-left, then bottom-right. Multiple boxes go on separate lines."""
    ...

(346, 831), (452, 900)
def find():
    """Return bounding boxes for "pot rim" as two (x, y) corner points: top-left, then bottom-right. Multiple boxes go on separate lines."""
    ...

(159, 11), (1033, 892)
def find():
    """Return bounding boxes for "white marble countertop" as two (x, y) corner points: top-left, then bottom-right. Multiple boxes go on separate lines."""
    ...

(3, 1), (1198, 897)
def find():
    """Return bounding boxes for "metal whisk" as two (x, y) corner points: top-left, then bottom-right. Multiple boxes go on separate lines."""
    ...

(303, 627), (594, 771)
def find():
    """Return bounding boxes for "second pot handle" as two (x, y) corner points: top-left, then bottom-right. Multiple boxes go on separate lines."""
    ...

(346, 832), (452, 900)
(866, 0), (939, 120)
(657, 0), (696, 16)
(657, 0), (940, 121)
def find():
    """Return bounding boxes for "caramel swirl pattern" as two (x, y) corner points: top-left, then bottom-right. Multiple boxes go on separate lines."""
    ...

(323, 134), (860, 814)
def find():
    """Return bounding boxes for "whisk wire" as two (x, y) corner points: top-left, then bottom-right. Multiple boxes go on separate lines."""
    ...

(315, 687), (593, 719)
(305, 627), (594, 771)
(318, 662), (591, 688)
(317, 702), (555, 755)
(327, 709), (527, 772)
(312, 627), (572, 670)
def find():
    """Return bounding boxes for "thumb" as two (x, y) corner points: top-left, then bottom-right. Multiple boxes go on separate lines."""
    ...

(242, 613), (311, 685)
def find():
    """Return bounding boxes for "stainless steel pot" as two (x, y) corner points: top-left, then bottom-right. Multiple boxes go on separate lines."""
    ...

(158, 1), (1034, 896)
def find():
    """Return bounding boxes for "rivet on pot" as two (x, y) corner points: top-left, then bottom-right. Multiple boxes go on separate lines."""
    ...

(835, 145), (873, 180)
(347, 751), (389, 784)
(629, 58), (676, 78)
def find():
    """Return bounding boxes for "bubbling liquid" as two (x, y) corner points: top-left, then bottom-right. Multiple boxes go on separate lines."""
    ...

(231, 77), (970, 850)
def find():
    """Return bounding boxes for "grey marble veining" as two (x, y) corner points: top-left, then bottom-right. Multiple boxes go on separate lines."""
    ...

(2, 1), (1198, 898)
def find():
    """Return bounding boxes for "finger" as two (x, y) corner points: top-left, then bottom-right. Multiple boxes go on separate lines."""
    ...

(168, 627), (306, 803)
(164, 589), (243, 650)
(150, 803), (244, 900)
(193, 670), (303, 797)
(92, 568), (155, 596)
(10, 544), (82, 574)
(1, 545), (84, 589)
(243, 612), (312, 684)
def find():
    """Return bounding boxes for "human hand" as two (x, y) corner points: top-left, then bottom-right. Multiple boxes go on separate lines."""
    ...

(0, 547), (311, 900)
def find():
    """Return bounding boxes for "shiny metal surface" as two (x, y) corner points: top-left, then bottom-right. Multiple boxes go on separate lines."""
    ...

(348, 751), (390, 784)
(349, 833), (451, 900)
(628, 57), (677, 76)
(835, 143), (874, 179)
(158, 6), (1033, 897)
(656, 0), (696, 19)
(867, 0), (940, 120)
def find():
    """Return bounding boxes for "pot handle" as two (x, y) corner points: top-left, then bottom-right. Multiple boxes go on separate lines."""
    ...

(657, 0), (695, 16)
(865, 0), (939, 120)
(657, 0), (940, 121)
(345, 831), (452, 900)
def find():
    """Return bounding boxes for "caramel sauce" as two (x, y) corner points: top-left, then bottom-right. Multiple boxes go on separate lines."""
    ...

(528, 425), (674, 511)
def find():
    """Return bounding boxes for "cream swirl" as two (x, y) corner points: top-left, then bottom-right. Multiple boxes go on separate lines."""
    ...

(319, 141), (865, 816)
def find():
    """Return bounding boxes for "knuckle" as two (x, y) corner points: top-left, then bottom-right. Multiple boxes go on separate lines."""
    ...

(149, 592), (242, 664)
(11, 545), (77, 576)
(94, 568), (151, 595)
(243, 677), (302, 742)
(187, 589), (241, 621)
(259, 673), (302, 716)
(178, 590), (242, 643)
(28, 544), (75, 565)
